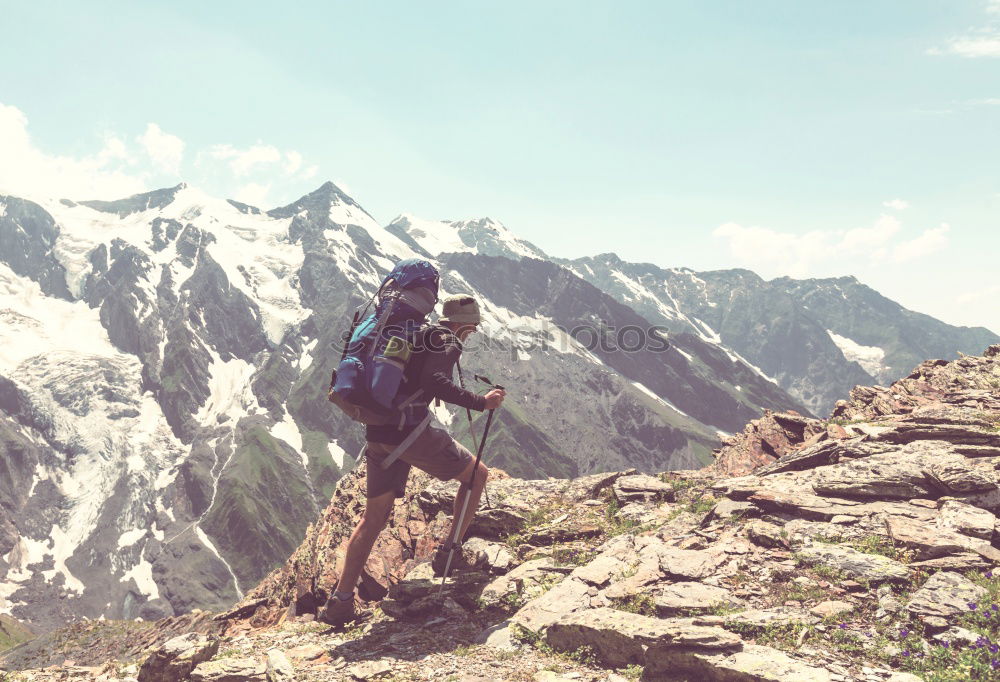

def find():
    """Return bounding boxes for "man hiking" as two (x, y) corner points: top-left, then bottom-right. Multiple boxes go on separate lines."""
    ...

(321, 293), (506, 626)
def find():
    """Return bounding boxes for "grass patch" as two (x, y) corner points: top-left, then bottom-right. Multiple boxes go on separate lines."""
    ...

(723, 620), (805, 649)
(886, 568), (1000, 680)
(609, 593), (657, 617)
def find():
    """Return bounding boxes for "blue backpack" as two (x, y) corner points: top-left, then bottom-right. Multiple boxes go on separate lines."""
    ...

(328, 258), (440, 425)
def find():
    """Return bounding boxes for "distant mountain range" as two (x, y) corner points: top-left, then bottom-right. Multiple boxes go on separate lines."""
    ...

(0, 181), (994, 632)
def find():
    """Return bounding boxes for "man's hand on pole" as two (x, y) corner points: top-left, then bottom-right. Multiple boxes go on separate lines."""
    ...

(483, 388), (506, 410)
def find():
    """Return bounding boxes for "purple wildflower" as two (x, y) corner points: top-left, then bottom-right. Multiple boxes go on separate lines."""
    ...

(969, 602), (979, 611)
(993, 659), (1000, 670)
(839, 623), (848, 629)
(902, 650), (910, 658)
(900, 628), (910, 637)
(990, 643), (999, 654)
(986, 571), (993, 579)
(941, 641), (950, 649)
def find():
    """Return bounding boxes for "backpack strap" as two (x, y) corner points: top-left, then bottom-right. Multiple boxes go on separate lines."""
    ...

(379, 412), (432, 470)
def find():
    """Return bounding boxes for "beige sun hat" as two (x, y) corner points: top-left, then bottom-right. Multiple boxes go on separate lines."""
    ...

(439, 294), (481, 325)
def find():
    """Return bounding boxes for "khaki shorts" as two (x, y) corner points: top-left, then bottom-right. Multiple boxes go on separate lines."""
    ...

(365, 425), (474, 499)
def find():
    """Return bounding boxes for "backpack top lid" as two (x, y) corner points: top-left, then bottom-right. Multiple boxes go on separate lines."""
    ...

(376, 258), (440, 320)
(381, 258), (439, 297)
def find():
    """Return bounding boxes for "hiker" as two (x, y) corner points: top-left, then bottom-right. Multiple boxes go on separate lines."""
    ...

(321, 293), (506, 625)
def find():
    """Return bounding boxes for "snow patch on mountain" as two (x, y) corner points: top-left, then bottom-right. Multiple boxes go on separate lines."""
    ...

(826, 329), (886, 377)
(196, 350), (258, 424)
(388, 214), (544, 261)
(0, 263), (120, 369)
(117, 529), (147, 549)
(271, 412), (307, 470)
(120, 556), (158, 600)
(393, 214), (471, 257)
(631, 381), (689, 418)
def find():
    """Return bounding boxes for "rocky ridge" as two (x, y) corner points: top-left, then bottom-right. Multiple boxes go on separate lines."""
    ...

(5, 345), (1000, 680)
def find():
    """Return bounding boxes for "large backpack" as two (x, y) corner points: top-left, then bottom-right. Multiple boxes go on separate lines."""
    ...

(328, 258), (439, 425)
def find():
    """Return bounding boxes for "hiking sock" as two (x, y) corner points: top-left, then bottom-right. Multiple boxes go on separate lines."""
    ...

(333, 590), (354, 602)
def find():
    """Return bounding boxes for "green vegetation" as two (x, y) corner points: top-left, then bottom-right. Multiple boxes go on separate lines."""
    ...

(723, 620), (805, 649)
(551, 545), (598, 566)
(201, 424), (318, 587)
(609, 593), (657, 617)
(0, 615), (34, 652)
(511, 624), (601, 667)
(600, 498), (655, 537)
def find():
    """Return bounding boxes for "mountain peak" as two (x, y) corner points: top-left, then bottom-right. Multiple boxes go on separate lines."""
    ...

(267, 181), (370, 220)
(77, 184), (187, 218)
(385, 213), (546, 261)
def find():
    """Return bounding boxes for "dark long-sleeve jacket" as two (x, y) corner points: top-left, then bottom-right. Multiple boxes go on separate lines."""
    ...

(365, 325), (486, 445)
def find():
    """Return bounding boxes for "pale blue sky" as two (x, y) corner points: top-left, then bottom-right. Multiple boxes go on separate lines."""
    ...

(1, 1), (998, 333)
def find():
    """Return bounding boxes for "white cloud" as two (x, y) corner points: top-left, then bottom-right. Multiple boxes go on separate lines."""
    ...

(138, 123), (185, 174)
(0, 102), (146, 201)
(284, 151), (303, 175)
(208, 143), (312, 179)
(839, 214), (900, 252)
(882, 198), (909, 210)
(930, 4), (1000, 58)
(711, 222), (829, 278)
(1, 102), (324, 206)
(933, 35), (1000, 58)
(713, 214), (950, 278)
(958, 284), (1000, 305)
(232, 182), (271, 207)
(892, 223), (951, 263)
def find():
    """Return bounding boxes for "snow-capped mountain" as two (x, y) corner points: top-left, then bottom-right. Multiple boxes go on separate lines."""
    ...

(554, 255), (997, 414)
(0, 182), (806, 632)
(386, 214), (547, 262)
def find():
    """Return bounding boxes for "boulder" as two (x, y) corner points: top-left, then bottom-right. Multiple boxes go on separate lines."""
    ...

(137, 632), (219, 682)
(721, 607), (816, 629)
(811, 459), (933, 499)
(190, 658), (267, 682)
(745, 520), (786, 548)
(654, 582), (742, 616)
(644, 642), (832, 681)
(938, 500), (997, 540)
(612, 474), (675, 503)
(795, 544), (909, 582)
(658, 548), (728, 580)
(543, 607), (740, 668)
(809, 600), (855, 619)
(511, 576), (592, 634)
(570, 554), (629, 587)
(906, 571), (987, 618)
(886, 515), (1000, 562)
(266, 649), (296, 682)
(478, 558), (560, 609)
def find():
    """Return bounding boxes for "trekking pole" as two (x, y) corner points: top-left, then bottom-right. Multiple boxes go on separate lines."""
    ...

(456, 361), (489, 507)
(438, 395), (501, 592)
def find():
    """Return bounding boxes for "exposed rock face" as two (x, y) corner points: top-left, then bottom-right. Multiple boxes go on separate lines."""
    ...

(136, 632), (219, 682)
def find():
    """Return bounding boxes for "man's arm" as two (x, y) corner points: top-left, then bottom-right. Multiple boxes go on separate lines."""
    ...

(419, 336), (487, 411)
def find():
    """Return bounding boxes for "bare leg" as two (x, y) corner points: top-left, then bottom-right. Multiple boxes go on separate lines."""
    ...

(446, 459), (489, 546)
(335, 490), (396, 594)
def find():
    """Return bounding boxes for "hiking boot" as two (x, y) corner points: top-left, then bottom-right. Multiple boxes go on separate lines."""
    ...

(432, 542), (486, 577)
(318, 593), (356, 627)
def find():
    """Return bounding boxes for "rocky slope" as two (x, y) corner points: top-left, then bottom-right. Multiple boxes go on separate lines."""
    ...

(6, 345), (1000, 681)
(0, 183), (807, 631)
